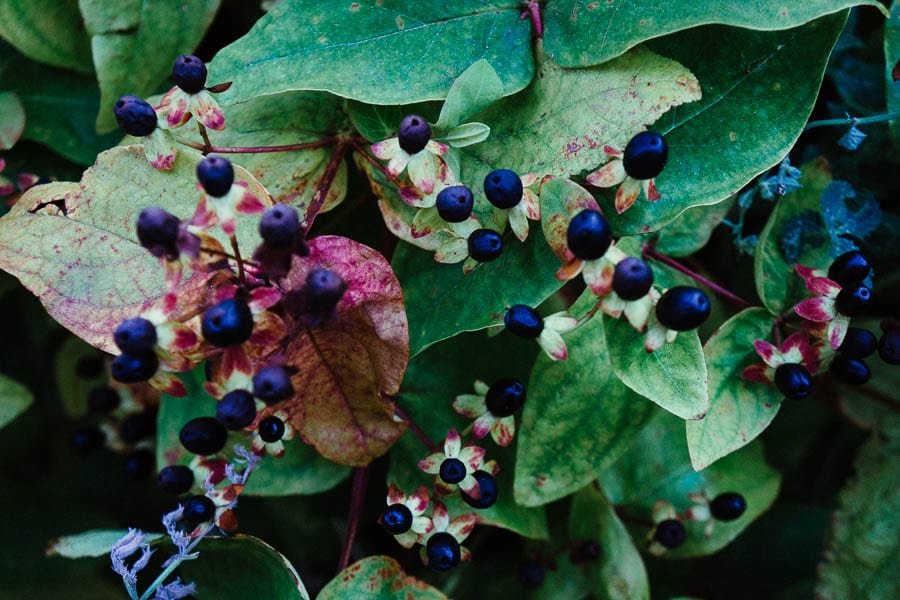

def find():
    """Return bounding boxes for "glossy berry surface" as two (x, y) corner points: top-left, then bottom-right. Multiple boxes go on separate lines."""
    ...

(773, 363), (813, 400)
(827, 251), (871, 287)
(461, 470), (498, 509)
(196, 155), (234, 197)
(655, 286), (710, 331)
(216, 390), (257, 430)
(654, 519), (686, 549)
(114, 95), (157, 137)
(426, 532), (461, 571)
(517, 560), (545, 588)
(70, 426), (105, 454)
(398, 115), (431, 154)
(172, 54), (207, 94)
(114, 318), (157, 354)
(830, 355), (871, 385)
(179, 417), (228, 455)
(505, 305), (544, 338)
(119, 412), (155, 444)
(157, 465), (195, 494)
(87, 386), (120, 413)
(380, 503), (413, 534)
(137, 207), (181, 259)
(123, 449), (155, 479)
(623, 131), (668, 180)
(111, 352), (158, 384)
(259, 205), (301, 248)
(435, 185), (474, 222)
(483, 169), (523, 209)
(439, 457), (466, 484)
(485, 378), (525, 417)
(879, 327), (900, 364)
(183, 495), (216, 524)
(306, 268), (347, 313)
(835, 285), (871, 317)
(253, 366), (294, 404)
(710, 492), (747, 521)
(258, 416), (286, 443)
(613, 257), (654, 300)
(467, 229), (503, 263)
(566, 209), (612, 260)
(838, 327), (877, 359)
(201, 298), (253, 347)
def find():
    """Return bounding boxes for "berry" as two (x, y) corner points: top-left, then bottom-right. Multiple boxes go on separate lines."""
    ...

(123, 449), (155, 480)
(119, 412), (155, 444)
(114, 318), (157, 355)
(380, 503), (413, 534)
(569, 540), (602, 563)
(566, 209), (612, 260)
(483, 169), (523, 209)
(827, 251), (871, 287)
(305, 269), (347, 313)
(435, 185), (474, 222)
(623, 131), (668, 180)
(773, 363), (813, 400)
(111, 352), (159, 384)
(461, 470), (498, 509)
(113, 95), (157, 137)
(655, 286), (710, 331)
(879, 326), (900, 364)
(70, 426), (105, 454)
(485, 378), (525, 417)
(75, 356), (105, 379)
(426, 532), (461, 571)
(613, 257), (654, 300)
(439, 458), (466, 484)
(258, 416), (286, 443)
(201, 297), (253, 347)
(830, 355), (871, 385)
(709, 492), (747, 521)
(467, 229), (503, 263)
(137, 207), (181, 260)
(252, 366), (294, 404)
(216, 390), (257, 430)
(183, 495), (216, 524)
(157, 465), (195, 494)
(654, 519), (686, 549)
(505, 305), (544, 338)
(259, 205), (301, 248)
(398, 115), (431, 154)
(87, 386), (120, 413)
(196, 155), (234, 198)
(517, 560), (545, 588)
(179, 417), (228, 455)
(838, 327), (877, 359)
(172, 54), (207, 94)
(834, 285), (871, 317)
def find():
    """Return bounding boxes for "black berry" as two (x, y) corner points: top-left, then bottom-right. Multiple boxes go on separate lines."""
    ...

(114, 95), (157, 137)
(654, 519), (686, 549)
(87, 386), (120, 413)
(111, 352), (159, 384)
(517, 560), (545, 588)
(505, 305), (544, 338)
(172, 54), (208, 94)
(398, 115), (431, 154)
(201, 297), (254, 347)
(483, 169), (523, 209)
(252, 365), (295, 404)
(137, 207), (181, 260)
(259, 205), (301, 248)
(114, 318), (157, 355)
(655, 286), (710, 331)
(435, 185), (474, 222)
(179, 417), (228, 455)
(157, 465), (195, 494)
(123, 449), (155, 480)
(216, 390), (257, 430)
(305, 268), (347, 313)
(439, 457), (466, 484)
(380, 503), (413, 534)
(830, 354), (871, 385)
(258, 416), (285, 443)
(70, 426), (105, 454)
(613, 257), (654, 300)
(183, 495), (216, 524)
(426, 532), (461, 571)
(461, 470), (498, 509)
(834, 285), (871, 317)
(623, 131), (668, 180)
(709, 492), (747, 521)
(485, 378), (525, 417)
(827, 251), (871, 287)
(566, 209), (612, 260)
(838, 327), (877, 359)
(119, 412), (155, 444)
(196, 155), (234, 198)
(773, 363), (813, 400)
(467, 229), (503, 263)
(879, 324), (900, 364)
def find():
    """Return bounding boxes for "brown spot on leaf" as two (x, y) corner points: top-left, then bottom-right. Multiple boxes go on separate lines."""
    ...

(349, 2), (360, 10)
(396, 16), (404, 28)
(729, 131), (737, 142)
(586, 1), (599, 9)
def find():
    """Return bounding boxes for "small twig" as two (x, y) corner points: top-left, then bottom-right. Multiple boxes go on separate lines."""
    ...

(525, 0), (543, 38)
(305, 139), (349, 230)
(349, 137), (409, 189)
(642, 244), (753, 309)
(575, 297), (604, 328)
(390, 398), (440, 453)
(804, 110), (900, 131)
(176, 136), (337, 154)
(229, 235), (245, 283)
(197, 123), (213, 155)
(338, 467), (369, 572)
(199, 245), (259, 267)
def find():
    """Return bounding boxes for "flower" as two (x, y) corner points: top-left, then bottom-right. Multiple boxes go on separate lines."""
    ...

(490, 172), (541, 242)
(793, 264), (853, 349)
(418, 501), (478, 567)
(157, 83), (226, 132)
(740, 331), (821, 385)
(453, 380), (517, 446)
(371, 135), (449, 195)
(380, 483), (434, 548)
(538, 312), (579, 361)
(189, 181), (267, 237)
(642, 299), (682, 353)
(250, 409), (294, 457)
(418, 429), (486, 498)
(586, 145), (661, 214)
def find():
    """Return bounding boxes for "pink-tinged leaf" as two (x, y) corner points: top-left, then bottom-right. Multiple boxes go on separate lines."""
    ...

(144, 129), (177, 171)
(555, 258), (584, 282)
(407, 487), (431, 514)
(794, 297), (835, 322)
(221, 346), (253, 381)
(193, 90), (225, 130)
(471, 413), (494, 439)
(614, 176), (642, 214)
(585, 158), (626, 188)
(418, 454), (441, 474)
(444, 428), (462, 457)
(249, 286), (282, 312)
(538, 328), (569, 361)
(508, 203), (529, 241)
(539, 176), (602, 261)
(163, 90), (191, 128)
(828, 314), (850, 349)
(150, 371), (187, 397)
(583, 257), (614, 296)
(370, 137), (400, 160)
(460, 547), (473, 562)
(248, 312), (285, 347)
(492, 417), (515, 447)
(411, 206), (445, 238)
(452, 394), (486, 419)
(386, 482), (405, 505)
(447, 512), (478, 542)
(425, 140), (448, 156)
(643, 178), (661, 201)
(752, 339), (779, 365)
(458, 474), (481, 499)
(780, 331), (809, 361)
(407, 151), (437, 194)
(458, 444), (485, 470)
(806, 276), (840, 297)
(386, 151), (411, 178)
(740, 363), (773, 384)
(277, 236), (409, 466)
(431, 501), (449, 531)
(794, 263), (825, 281)
(234, 188), (266, 215)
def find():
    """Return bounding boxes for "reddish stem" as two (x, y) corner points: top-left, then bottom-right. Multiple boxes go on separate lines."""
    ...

(177, 136), (337, 154)
(305, 140), (348, 230)
(642, 244), (753, 309)
(197, 123), (213, 155)
(390, 398), (440, 453)
(349, 138), (409, 190)
(338, 466), (369, 572)
(525, 0), (543, 38)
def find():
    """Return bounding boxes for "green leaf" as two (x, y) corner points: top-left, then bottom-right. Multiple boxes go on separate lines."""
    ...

(515, 291), (657, 507)
(654, 196), (735, 257)
(602, 314), (709, 421)
(0, 91), (25, 149)
(78, 0), (222, 133)
(0, 371), (32, 430)
(434, 59), (505, 131)
(439, 122), (491, 148)
(609, 12), (849, 235)
(885, 1), (900, 141)
(47, 529), (163, 558)
(815, 436), (900, 600)
(686, 308), (781, 471)
(53, 336), (106, 417)
(319, 555), (445, 600)
(542, 0), (885, 68)
(210, 0), (533, 106)
(569, 486), (650, 600)
(346, 100), (440, 144)
(178, 534), (310, 600)
(0, 0), (93, 73)
(600, 412), (781, 558)
(754, 157), (833, 315)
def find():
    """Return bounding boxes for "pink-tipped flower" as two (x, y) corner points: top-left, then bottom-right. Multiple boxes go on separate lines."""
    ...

(418, 501), (478, 569)
(371, 115), (449, 195)
(418, 429), (486, 499)
(585, 137), (664, 215)
(453, 379), (524, 447)
(741, 331), (820, 399)
(379, 483), (434, 549)
(793, 264), (863, 349)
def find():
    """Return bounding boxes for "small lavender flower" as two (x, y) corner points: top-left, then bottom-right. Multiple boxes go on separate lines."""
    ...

(154, 578), (197, 600)
(110, 528), (156, 593)
(837, 122), (867, 151)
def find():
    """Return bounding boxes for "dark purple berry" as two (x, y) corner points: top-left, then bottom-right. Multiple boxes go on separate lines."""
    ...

(773, 363), (813, 400)
(827, 251), (871, 287)
(114, 95), (157, 137)
(569, 540), (602, 563)
(426, 531), (461, 571)
(439, 457), (466, 484)
(216, 390), (257, 430)
(835, 285), (871, 317)
(119, 412), (155, 444)
(654, 519), (686, 549)
(838, 327), (877, 359)
(70, 426), (105, 454)
(566, 209), (612, 260)
(655, 286), (710, 331)
(483, 169), (523, 209)
(87, 386), (120, 413)
(196, 155), (234, 198)
(183, 495), (216, 524)
(435, 185), (474, 222)
(123, 449), (155, 479)
(485, 378), (525, 417)
(613, 257), (654, 300)
(157, 465), (195, 494)
(179, 417), (228, 455)
(258, 416), (285, 443)
(379, 503), (413, 534)
(505, 305), (543, 338)
(461, 470), (498, 509)
(467, 229), (503, 263)
(709, 492), (746, 521)
(398, 115), (431, 154)
(830, 355), (871, 385)
(201, 297), (253, 347)
(305, 268), (347, 313)
(259, 205), (301, 248)
(517, 560), (545, 588)
(137, 207), (181, 260)
(623, 131), (668, 180)
(252, 365), (294, 404)
(879, 324), (900, 364)
(111, 352), (159, 384)
(114, 318), (157, 355)
(172, 55), (208, 94)
(75, 356), (105, 379)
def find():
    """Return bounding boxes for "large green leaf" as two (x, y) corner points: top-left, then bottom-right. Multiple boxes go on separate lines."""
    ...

(815, 436), (900, 600)
(686, 308), (782, 470)
(515, 291), (657, 507)
(0, 371), (32, 430)
(608, 12), (849, 235)
(885, 1), (900, 141)
(653, 196), (735, 257)
(47, 529), (163, 558)
(542, 0), (884, 68)
(319, 555), (445, 600)
(78, 0), (221, 133)
(0, 0), (93, 73)
(434, 59), (505, 131)
(209, 0), (533, 106)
